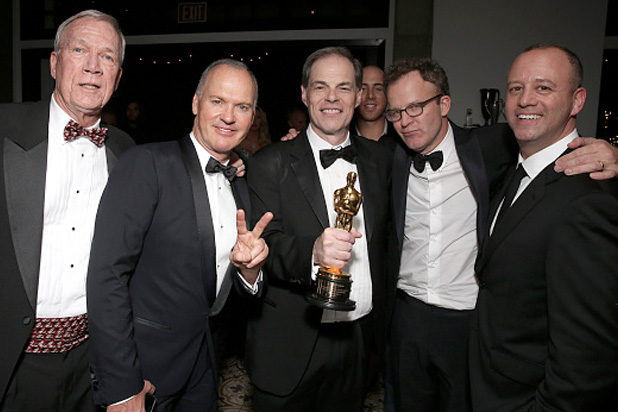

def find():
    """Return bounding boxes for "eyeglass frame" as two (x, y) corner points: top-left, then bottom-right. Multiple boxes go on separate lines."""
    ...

(384, 93), (445, 122)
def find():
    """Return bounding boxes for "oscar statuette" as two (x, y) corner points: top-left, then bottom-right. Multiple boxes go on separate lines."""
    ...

(305, 172), (362, 311)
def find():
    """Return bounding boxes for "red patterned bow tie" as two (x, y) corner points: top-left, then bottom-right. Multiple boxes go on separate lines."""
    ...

(63, 119), (108, 147)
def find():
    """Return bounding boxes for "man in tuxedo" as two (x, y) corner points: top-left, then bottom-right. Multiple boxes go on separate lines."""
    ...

(385, 57), (519, 412)
(0, 10), (134, 411)
(87, 59), (272, 411)
(385, 56), (618, 412)
(470, 44), (618, 411)
(245, 47), (392, 411)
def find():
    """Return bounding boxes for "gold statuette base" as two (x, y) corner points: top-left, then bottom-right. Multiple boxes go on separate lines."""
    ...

(305, 266), (356, 311)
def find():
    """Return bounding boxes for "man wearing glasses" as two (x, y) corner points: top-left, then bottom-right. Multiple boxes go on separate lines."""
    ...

(384, 56), (618, 412)
(384, 57), (509, 412)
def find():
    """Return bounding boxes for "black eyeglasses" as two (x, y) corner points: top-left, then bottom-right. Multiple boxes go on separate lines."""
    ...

(384, 94), (444, 122)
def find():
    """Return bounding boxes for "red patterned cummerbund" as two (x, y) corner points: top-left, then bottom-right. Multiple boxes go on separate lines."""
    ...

(25, 314), (89, 354)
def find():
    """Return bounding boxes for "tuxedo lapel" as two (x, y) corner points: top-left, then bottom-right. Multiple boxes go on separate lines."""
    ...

(178, 136), (217, 307)
(4, 100), (50, 308)
(477, 164), (559, 273)
(353, 136), (379, 244)
(290, 133), (329, 229)
(453, 124), (489, 246)
(392, 144), (411, 252)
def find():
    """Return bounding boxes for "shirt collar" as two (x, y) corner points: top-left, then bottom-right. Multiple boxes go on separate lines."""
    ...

(518, 129), (578, 181)
(49, 93), (102, 146)
(189, 131), (230, 172)
(307, 123), (351, 152)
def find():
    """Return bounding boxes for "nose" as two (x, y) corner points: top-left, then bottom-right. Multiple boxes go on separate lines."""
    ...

(400, 110), (415, 128)
(367, 87), (376, 100)
(517, 87), (536, 107)
(83, 52), (102, 75)
(326, 88), (339, 103)
(220, 104), (235, 124)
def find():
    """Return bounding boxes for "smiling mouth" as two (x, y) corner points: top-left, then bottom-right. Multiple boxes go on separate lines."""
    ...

(216, 125), (236, 133)
(518, 114), (542, 120)
(80, 83), (100, 90)
(321, 109), (342, 114)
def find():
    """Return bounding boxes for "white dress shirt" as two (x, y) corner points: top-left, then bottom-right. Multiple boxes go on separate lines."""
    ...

(398, 124), (479, 310)
(36, 95), (108, 318)
(189, 133), (260, 294)
(490, 129), (578, 234)
(306, 124), (373, 322)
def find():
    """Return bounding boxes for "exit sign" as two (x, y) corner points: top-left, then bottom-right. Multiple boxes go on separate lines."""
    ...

(178, 3), (207, 23)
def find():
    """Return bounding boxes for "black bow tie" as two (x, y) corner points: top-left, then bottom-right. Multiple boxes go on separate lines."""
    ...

(412, 151), (443, 173)
(319, 145), (357, 169)
(206, 157), (237, 181)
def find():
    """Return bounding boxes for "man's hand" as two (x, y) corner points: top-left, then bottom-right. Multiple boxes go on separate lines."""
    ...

(280, 128), (300, 141)
(312, 227), (362, 269)
(107, 380), (156, 412)
(230, 209), (273, 284)
(229, 154), (246, 177)
(554, 137), (618, 180)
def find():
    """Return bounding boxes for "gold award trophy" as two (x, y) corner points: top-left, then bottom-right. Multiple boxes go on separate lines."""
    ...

(306, 172), (362, 311)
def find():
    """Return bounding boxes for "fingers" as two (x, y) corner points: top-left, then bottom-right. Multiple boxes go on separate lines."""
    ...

(555, 138), (618, 178)
(281, 128), (300, 141)
(313, 228), (357, 268)
(566, 136), (596, 149)
(236, 209), (248, 235)
(252, 212), (273, 238)
(349, 227), (362, 239)
(143, 380), (156, 394)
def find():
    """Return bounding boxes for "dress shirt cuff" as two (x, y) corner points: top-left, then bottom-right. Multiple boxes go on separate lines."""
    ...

(311, 253), (319, 281)
(110, 395), (135, 406)
(236, 270), (263, 295)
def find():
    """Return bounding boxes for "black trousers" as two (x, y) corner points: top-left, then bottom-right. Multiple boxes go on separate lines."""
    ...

(0, 341), (98, 412)
(390, 290), (473, 412)
(155, 334), (216, 412)
(253, 317), (373, 412)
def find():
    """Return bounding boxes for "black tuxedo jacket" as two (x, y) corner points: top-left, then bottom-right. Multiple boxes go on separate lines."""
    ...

(87, 135), (255, 405)
(470, 158), (618, 411)
(245, 131), (392, 396)
(0, 98), (134, 401)
(388, 122), (517, 315)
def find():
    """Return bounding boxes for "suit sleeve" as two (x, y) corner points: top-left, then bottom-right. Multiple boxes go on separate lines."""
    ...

(247, 147), (315, 286)
(87, 147), (160, 405)
(537, 189), (618, 411)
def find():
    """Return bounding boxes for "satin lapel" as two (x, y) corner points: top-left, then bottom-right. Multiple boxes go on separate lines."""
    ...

(4, 101), (50, 309)
(290, 133), (329, 229)
(178, 136), (217, 307)
(392, 144), (411, 251)
(353, 136), (379, 244)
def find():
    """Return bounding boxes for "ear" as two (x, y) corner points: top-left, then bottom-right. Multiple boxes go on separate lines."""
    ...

(354, 87), (362, 109)
(440, 94), (452, 117)
(192, 94), (199, 116)
(50, 51), (58, 80)
(301, 85), (308, 107)
(570, 87), (586, 117)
